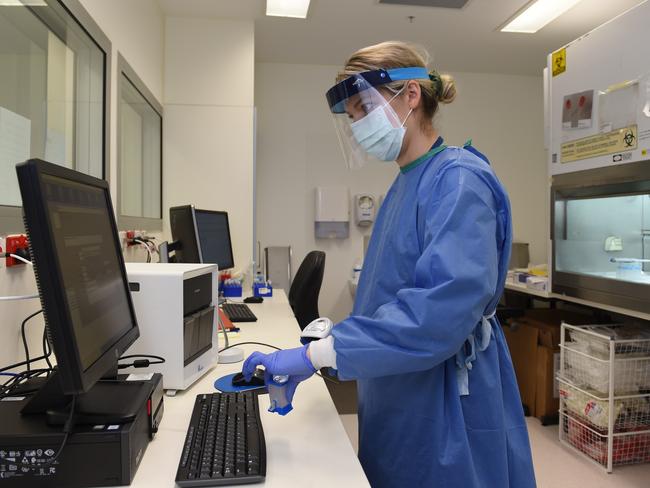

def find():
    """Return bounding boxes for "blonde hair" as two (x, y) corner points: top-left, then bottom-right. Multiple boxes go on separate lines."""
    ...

(338, 41), (456, 129)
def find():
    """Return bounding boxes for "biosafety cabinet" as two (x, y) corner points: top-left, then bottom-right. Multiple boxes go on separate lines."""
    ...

(547, 1), (650, 314)
(546, 1), (650, 176)
(551, 164), (650, 313)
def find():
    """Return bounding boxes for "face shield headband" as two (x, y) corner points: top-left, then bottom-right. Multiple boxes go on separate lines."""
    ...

(325, 67), (430, 114)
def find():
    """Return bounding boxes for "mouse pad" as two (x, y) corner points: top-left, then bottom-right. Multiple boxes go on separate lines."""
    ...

(214, 373), (267, 393)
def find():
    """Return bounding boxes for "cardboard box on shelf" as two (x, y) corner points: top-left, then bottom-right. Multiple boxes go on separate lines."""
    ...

(502, 309), (591, 421)
(502, 322), (539, 417)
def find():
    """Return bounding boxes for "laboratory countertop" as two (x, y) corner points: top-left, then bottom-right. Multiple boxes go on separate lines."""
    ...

(504, 281), (551, 299)
(504, 281), (650, 322)
(121, 291), (369, 488)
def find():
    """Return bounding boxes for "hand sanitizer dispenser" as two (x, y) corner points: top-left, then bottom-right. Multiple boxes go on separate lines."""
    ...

(315, 186), (350, 239)
(354, 194), (375, 227)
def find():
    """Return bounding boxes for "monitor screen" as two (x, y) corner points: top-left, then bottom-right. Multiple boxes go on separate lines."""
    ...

(195, 209), (235, 270)
(169, 205), (201, 263)
(42, 174), (136, 371)
(17, 159), (140, 394)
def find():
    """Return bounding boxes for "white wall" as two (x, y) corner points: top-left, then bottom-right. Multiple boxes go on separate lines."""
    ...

(255, 63), (547, 323)
(79, 0), (164, 203)
(0, 0), (164, 369)
(163, 17), (255, 273)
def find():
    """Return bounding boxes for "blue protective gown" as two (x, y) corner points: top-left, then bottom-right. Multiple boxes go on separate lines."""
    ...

(331, 138), (536, 488)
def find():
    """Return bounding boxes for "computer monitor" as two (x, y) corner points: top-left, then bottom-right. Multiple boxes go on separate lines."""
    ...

(168, 205), (235, 270)
(168, 205), (201, 263)
(16, 159), (140, 396)
(195, 209), (234, 271)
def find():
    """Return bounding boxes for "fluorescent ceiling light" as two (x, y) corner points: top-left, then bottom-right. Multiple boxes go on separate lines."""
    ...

(0, 0), (47, 5)
(501, 0), (583, 33)
(266, 0), (311, 18)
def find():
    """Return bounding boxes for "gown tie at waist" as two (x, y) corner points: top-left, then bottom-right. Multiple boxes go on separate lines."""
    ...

(455, 310), (496, 396)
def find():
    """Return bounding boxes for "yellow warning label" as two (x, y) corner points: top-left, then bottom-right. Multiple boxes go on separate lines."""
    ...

(561, 125), (637, 163)
(552, 48), (566, 77)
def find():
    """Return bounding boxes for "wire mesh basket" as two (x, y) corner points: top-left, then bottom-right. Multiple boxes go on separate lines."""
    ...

(562, 414), (650, 466)
(558, 323), (650, 472)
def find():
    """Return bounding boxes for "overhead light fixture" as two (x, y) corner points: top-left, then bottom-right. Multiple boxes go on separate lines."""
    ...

(501, 0), (583, 33)
(0, 0), (47, 5)
(266, 0), (311, 19)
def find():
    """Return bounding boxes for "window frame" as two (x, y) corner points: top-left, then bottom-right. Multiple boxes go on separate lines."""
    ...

(116, 52), (163, 231)
(0, 0), (111, 233)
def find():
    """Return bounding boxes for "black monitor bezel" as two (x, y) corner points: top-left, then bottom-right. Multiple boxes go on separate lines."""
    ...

(169, 204), (202, 263)
(17, 159), (140, 395)
(194, 208), (235, 270)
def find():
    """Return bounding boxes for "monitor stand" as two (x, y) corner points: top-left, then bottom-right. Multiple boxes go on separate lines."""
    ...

(21, 368), (150, 426)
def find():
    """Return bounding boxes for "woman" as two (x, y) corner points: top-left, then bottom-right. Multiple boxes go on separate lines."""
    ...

(244, 41), (536, 488)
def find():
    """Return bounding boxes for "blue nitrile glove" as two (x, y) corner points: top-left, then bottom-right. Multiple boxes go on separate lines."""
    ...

(243, 345), (316, 412)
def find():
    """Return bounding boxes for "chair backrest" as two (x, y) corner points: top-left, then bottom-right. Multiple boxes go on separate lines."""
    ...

(265, 246), (292, 294)
(288, 250), (326, 330)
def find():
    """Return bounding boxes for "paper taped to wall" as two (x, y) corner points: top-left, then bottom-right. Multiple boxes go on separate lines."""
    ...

(562, 90), (593, 130)
(599, 80), (639, 133)
(0, 107), (31, 207)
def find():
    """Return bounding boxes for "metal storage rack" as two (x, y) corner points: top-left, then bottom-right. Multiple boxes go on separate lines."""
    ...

(557, 323), (650, 472)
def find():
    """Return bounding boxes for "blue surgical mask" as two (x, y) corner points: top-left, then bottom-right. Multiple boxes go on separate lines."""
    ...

(350, 91), (413, 162)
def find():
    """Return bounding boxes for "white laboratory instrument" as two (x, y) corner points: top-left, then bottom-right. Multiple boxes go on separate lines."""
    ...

(354, 194), (375, 227)
(124, 263), (219, 395)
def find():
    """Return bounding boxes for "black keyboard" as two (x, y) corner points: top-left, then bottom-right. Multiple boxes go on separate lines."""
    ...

(222, 303), (257, 322)
(176, 391), (266, 486)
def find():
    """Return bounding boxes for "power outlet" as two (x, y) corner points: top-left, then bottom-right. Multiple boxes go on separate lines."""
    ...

(6, 234), (29, 267)
(124, 230), (147, 247)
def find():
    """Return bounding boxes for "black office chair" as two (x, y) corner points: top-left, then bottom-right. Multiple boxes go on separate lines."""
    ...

(288, 251), (325, 330)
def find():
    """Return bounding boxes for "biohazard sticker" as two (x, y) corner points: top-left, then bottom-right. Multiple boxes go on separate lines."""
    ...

(552, 48), (566, 77)
(561, 125), (637, 163)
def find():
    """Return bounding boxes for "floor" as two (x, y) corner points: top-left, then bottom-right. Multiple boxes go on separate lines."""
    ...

(338, 414), (650, 487)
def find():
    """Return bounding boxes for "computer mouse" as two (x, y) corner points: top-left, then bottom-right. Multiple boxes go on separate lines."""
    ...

(244, 296), (264, 304)
(232, 367), (265, 387)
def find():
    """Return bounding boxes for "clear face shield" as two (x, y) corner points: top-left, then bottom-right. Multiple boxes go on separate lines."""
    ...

(325, 67), (430, 169)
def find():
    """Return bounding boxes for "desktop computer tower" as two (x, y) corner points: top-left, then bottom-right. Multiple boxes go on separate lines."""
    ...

(124, 263), (219, 394)
(0, 374), (163, 487)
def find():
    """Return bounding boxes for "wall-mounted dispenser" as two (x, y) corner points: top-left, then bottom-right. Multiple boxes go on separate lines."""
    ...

(315, 186), (349, 239)
(354, 194), (375, 227)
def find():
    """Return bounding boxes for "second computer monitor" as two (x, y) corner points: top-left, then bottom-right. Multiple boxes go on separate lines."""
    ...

(195, 209), (234, 271)
(169, 205), (234, 270)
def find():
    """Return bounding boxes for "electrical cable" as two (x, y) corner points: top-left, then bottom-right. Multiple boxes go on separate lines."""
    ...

(0, 368), (52, 398)
(117, 354), (165, 369)
(43, 327), (53, 370)
(8, 253), (32, 265)
(143, 238), (158, 256)
(134, 239), (153, 263)
(119, 354), (165, 362)
(20, 309), (43, 372)
(218, 342), (281, 354)
(0, 342), (54, 375)
(0, 294), (39, 301)
(35, 394), (77, 468)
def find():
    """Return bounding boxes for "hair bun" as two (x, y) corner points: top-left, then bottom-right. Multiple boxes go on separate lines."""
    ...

(437, 73), (457, 105)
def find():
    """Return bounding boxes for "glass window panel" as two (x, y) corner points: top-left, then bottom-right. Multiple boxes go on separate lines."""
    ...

(555, 193), (650, 283)
(0, 1), (105, 208)
(118, 71), (162, 221)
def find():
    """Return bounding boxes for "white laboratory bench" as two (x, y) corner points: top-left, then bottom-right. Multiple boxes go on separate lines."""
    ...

(504, 281), (551, 299)
(504, 281), (650, 322)
(123, 291), (369, 488)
